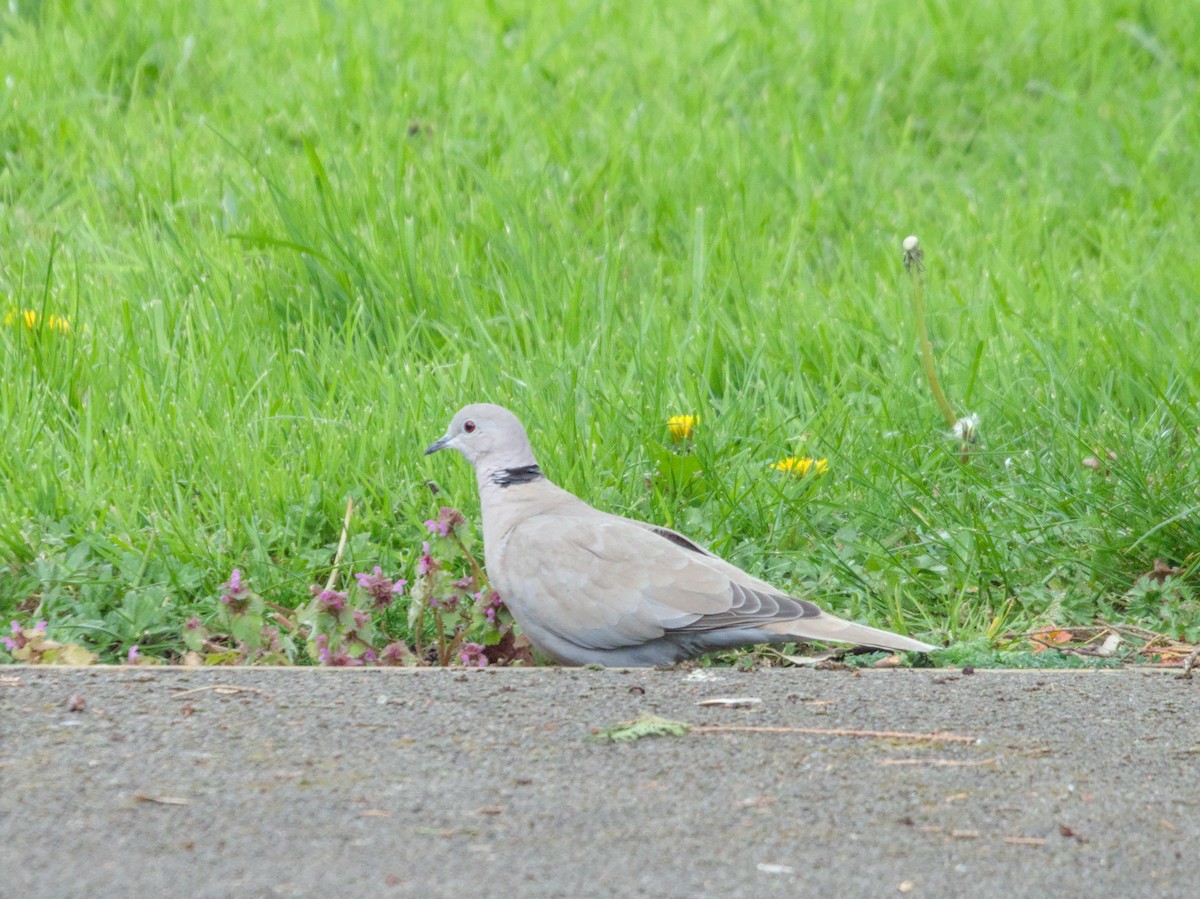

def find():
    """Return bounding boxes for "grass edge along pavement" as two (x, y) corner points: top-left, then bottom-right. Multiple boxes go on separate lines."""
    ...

(1, 1), (1198, 665)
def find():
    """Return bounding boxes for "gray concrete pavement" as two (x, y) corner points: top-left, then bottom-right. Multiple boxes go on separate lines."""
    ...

(1, 666), (1197, 898)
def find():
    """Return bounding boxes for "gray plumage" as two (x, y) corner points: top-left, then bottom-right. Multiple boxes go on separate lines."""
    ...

(425, 403), (936, 666)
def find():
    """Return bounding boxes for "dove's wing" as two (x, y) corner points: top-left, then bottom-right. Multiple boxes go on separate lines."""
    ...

(496, 509), (823, 651)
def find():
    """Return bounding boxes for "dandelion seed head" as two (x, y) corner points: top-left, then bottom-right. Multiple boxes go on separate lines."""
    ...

(902, 235), (924, 273)
(951, 413), (981, 444)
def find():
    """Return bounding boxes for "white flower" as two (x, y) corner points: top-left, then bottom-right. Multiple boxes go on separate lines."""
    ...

(951, 413), (981, 444)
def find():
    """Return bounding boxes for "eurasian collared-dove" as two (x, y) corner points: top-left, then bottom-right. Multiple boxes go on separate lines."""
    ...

(426, 404), (936, 666)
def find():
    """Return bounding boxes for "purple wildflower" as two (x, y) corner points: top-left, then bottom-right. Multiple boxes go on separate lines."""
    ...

(352, 609), (370, 630)
(3, 619), (42, 648)
(355, 566), (407, 609)
(380, 641), (410, 665)
(417, 541), (441, 577)
(459, 642), (488, 668)
(127, 645), (141, 664)
(315, 633), (331, 664)
(220, 568), (251, 612)
(262, 626), (284, 654)
(185, 617), (203, 631)
(361, 648), (378, 664)
(427, 593), (459, 612)
(311, 586), (348, 614)
(424, 507), (466, 538)
(314, 632), (363, 666)
(474, 590), (505, 623)
(1, 620), (46, 653)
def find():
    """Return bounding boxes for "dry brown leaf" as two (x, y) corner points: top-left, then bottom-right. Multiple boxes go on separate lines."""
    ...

(1138, 559), (1183, 584)
(1030, 627), (1073, 652)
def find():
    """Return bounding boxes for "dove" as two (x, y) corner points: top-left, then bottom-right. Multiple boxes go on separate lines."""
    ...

(425, 403), (936, 666)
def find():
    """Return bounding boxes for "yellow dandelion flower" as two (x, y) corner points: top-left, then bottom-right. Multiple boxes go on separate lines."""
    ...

(770, 456), (828, 477)
(4, 309), (71, 333)
(667, 414), (699, 442)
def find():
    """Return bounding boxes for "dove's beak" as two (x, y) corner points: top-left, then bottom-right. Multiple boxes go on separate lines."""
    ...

(424, 435), (451, 456)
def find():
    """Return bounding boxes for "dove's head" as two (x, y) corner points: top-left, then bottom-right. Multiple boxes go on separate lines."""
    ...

(425, 403), (539, 472)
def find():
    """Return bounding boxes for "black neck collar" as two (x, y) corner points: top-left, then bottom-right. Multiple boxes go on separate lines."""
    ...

(491, 465), (544, 488)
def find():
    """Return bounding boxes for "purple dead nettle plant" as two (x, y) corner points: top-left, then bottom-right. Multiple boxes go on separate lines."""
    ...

(459, 642), (488, 667)
(1, 619), (96, 664)
(1, 620), (47, 661)
(357, 566), (407, 610)
(408, 506), (519, 667)
(190, 563), (411, 667)
(220, 568), (251, 612)
(424, 506), (466, 538)
(2, 619), (44, 653)
(180, 506), (520, 667)
(184, 569), (296, 665)
(304, 581), (380, 665)
(217, 569), (274, 659)
(303, 566), (407, 665)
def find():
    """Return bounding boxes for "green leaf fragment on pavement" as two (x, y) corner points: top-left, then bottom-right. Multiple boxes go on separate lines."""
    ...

(594, 713), (693, 743)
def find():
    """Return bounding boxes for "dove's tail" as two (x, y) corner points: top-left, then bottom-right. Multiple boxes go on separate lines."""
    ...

(765, 613), (937, 653)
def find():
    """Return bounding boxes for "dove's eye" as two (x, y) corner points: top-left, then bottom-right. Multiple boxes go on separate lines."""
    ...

(463, 421), (477, 433)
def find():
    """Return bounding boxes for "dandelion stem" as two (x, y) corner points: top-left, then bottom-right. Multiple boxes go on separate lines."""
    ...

(904, 237), (957, 429)
(324, 498), (355, 593)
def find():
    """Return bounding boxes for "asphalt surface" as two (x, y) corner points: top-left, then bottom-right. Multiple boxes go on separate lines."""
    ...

(1, 665), (1197, 898)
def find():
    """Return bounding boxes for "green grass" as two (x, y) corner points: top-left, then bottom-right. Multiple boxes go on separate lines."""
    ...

(1, 0), (1198, 663)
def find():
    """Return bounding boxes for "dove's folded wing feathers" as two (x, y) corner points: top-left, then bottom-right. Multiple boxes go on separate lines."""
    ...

(498, 508), (821, 652)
